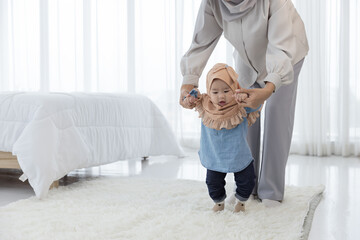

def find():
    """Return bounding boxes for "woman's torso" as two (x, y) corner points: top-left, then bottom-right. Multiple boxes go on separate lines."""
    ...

(208, 0), (309, 87)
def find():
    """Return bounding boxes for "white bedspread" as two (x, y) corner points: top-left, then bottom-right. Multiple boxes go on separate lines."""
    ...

(0, 92), (184, 198)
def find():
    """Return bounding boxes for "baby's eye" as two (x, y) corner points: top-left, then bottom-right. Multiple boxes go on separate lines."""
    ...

(212, 92), (218, 94)
(224, 90), (229, 93)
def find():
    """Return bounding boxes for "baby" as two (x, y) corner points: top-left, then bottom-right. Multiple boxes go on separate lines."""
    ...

(183, 63), (260, 212)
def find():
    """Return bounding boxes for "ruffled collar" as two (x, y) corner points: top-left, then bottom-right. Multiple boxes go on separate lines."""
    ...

(195, 94), (247, 130)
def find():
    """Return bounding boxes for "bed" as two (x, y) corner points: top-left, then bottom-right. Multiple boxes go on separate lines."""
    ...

(0, 92), (184, 198)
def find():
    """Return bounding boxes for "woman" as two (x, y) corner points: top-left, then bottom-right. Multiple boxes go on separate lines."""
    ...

(179, 0), (308, 207)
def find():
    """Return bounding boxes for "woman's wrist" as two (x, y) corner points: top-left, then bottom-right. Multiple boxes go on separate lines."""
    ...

(263, 82), (275, 99)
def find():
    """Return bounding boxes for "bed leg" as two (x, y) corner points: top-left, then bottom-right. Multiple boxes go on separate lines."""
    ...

(50, 180), (59, 189)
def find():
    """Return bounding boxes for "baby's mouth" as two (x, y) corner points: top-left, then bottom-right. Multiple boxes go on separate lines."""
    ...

(218, 101), (226, 106)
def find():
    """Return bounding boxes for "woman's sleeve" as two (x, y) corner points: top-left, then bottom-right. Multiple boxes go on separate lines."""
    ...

(180, 0), (223, 87)
(265, 0), (301, 91)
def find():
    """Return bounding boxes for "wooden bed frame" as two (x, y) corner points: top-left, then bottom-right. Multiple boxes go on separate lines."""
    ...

(0, 151), (59, 188)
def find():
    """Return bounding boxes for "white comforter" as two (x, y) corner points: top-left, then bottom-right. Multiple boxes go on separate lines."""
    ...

(0, 92), (184, 198)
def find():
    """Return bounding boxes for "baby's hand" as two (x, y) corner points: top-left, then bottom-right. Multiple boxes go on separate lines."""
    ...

(183, 88), (200, 108)
(189, 89), (199, 98)
(234, 92), (248, 104)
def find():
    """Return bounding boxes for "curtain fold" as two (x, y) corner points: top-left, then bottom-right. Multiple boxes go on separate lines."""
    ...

(0, 0), (9, 91)
(0, 0), (359, 156)
(291, 0), (360, 156)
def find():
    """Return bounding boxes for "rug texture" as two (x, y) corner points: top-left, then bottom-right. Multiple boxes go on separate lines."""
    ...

(0, 177), (324, 240)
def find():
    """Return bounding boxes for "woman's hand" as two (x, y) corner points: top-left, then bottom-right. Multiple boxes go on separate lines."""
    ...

(179, 84), (196, 109)
(235, 82), (275, 109)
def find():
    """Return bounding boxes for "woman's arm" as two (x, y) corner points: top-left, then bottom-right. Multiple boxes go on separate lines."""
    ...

(264, 0), (308, 91)
(180, 0), (223, 109)
(236, 0), (307, 108)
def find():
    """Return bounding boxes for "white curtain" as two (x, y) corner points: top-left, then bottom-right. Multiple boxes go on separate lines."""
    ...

(0, 0), (359, 156)
(291, 0), (360, 156)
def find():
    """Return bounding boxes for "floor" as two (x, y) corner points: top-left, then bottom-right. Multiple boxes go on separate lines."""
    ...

(0, 149), (359, 240)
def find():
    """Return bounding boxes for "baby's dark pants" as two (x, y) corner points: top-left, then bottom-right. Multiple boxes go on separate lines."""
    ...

(206, 162), (256, 203)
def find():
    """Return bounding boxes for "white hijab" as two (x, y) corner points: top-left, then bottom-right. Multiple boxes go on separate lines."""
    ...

(219, 0), (257, 22)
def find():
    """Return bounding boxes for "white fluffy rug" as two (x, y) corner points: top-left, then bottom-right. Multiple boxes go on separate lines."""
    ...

(0, 177), (324, 240)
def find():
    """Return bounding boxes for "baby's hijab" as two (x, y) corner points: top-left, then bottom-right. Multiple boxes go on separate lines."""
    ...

(195, 63), (247, 130)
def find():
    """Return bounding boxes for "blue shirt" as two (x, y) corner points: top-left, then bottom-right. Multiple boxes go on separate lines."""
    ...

(198, 107), (257, 173)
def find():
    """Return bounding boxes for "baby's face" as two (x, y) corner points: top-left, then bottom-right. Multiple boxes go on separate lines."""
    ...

(209, 79), (234, 107)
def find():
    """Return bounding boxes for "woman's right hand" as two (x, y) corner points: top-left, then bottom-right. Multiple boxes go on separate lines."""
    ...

(179, 84), (196, 109)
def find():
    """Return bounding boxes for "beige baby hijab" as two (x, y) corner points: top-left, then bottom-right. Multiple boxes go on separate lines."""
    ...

(195, 63), (247, 130)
